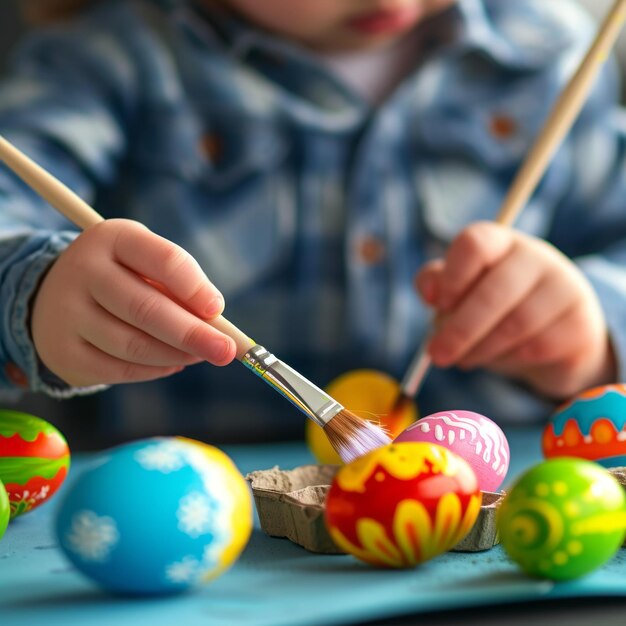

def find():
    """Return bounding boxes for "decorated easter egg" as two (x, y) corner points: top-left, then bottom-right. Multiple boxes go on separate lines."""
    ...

(394, 410), (509, 492)
(325, 442), (482, 568)
(306, 369), (417, 465)
(543, 384), (626, 467)
(498, 458), (626, 580)
(55, 437), (252, 595)
(0, 410), (70, 518)
(0, 480), (9, 541)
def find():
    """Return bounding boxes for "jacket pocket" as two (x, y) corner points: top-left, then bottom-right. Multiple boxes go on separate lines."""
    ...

(415, 156), (566, 247)
(411, 62), (567, 243)
(129, 108), (295, 297)
(191, 115), (294, 296)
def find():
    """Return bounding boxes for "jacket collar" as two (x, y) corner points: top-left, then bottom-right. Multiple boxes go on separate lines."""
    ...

(155, 0), (584, 129)
(162, 0), (580, 70)
(452, 0), (584, 70)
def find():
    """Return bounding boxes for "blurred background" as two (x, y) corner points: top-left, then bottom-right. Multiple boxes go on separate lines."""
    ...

(0, 2), (22, 73)
(0, 0), (625, 448)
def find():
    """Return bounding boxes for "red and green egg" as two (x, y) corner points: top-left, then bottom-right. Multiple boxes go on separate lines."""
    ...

(0, 410), (70, 518)
(0, 480), (9, 538)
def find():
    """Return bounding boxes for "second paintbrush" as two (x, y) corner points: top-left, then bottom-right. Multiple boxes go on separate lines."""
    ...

(390, 0), (626, 417)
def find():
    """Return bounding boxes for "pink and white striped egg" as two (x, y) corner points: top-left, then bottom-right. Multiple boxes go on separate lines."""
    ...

(393, 410), (509, 492)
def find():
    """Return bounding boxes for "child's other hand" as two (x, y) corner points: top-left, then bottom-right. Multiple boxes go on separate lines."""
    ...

(31, 219), (236, 387)
(415, 222), (616, 400)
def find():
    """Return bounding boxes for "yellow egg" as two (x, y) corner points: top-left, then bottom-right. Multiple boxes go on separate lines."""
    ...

(306, 369), (418, 464)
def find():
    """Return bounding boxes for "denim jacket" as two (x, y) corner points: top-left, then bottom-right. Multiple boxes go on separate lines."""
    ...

(1, 0), (626, 442)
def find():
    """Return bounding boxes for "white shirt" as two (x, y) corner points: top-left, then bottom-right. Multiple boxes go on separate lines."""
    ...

(316, 32), (422, 105)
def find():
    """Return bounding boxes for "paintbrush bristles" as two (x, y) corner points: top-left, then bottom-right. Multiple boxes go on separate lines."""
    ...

(388, 394), (415, 423)
(324, 409), (392, 464)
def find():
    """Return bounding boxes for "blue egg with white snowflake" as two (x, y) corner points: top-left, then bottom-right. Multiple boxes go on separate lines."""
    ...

(55, 437), (252, 595)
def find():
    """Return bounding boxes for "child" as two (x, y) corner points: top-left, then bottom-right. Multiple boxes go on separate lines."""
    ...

(0, 0), (624, 446)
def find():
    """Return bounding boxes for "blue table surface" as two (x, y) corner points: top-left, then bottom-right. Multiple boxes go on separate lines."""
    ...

(2, 426), (626, 626)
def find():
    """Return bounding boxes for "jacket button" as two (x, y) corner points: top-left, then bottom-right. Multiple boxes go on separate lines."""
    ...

(357, 235), (386, 265)
(5, 362), (28, 388)
(200, 133), (223, 161)
(489, 114), (517, 139)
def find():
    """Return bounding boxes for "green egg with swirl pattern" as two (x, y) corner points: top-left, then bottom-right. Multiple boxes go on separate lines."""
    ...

(498, 458), (626, 580)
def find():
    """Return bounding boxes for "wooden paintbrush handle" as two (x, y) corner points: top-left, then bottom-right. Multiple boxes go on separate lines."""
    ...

(496, 0), (626, 226)
(0, 134), (255, 360)
(0, 136), (102, 230)
(208, 316), (254, 359)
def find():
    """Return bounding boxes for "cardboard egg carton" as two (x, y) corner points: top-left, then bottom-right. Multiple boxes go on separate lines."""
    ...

(246, 464), (504, 554)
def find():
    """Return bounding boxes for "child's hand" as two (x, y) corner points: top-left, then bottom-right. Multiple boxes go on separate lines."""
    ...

(30, 219), (236, 387)
(415, 222), (617, 400)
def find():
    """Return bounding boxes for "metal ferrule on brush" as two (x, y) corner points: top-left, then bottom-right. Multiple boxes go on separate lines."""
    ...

(241, 344), (343, 428)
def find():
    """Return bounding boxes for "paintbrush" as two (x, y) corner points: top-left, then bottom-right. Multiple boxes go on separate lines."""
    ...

(390, 0), (626, 418)
(0, 134), (390, 463)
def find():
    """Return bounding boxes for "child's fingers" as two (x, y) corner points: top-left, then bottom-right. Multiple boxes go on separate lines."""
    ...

(63, 341), (188, 387)
(428, 242), (542, 366)
(455, 275), (578, 369)
(110, 220), (224, 319)
(435, 222), (514, 312)
(490, 306), (589, 376)
(496, 304), (592, 367)
(484, 306), (597, 398)
(414, 259), (445, 305)
(492, 295), (612, 400)
(89, 264), (235, 366)
(79, 301), (205, 367)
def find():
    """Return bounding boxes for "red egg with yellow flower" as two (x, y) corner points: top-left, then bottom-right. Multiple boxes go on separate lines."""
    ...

(324, 442), (482, 568)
